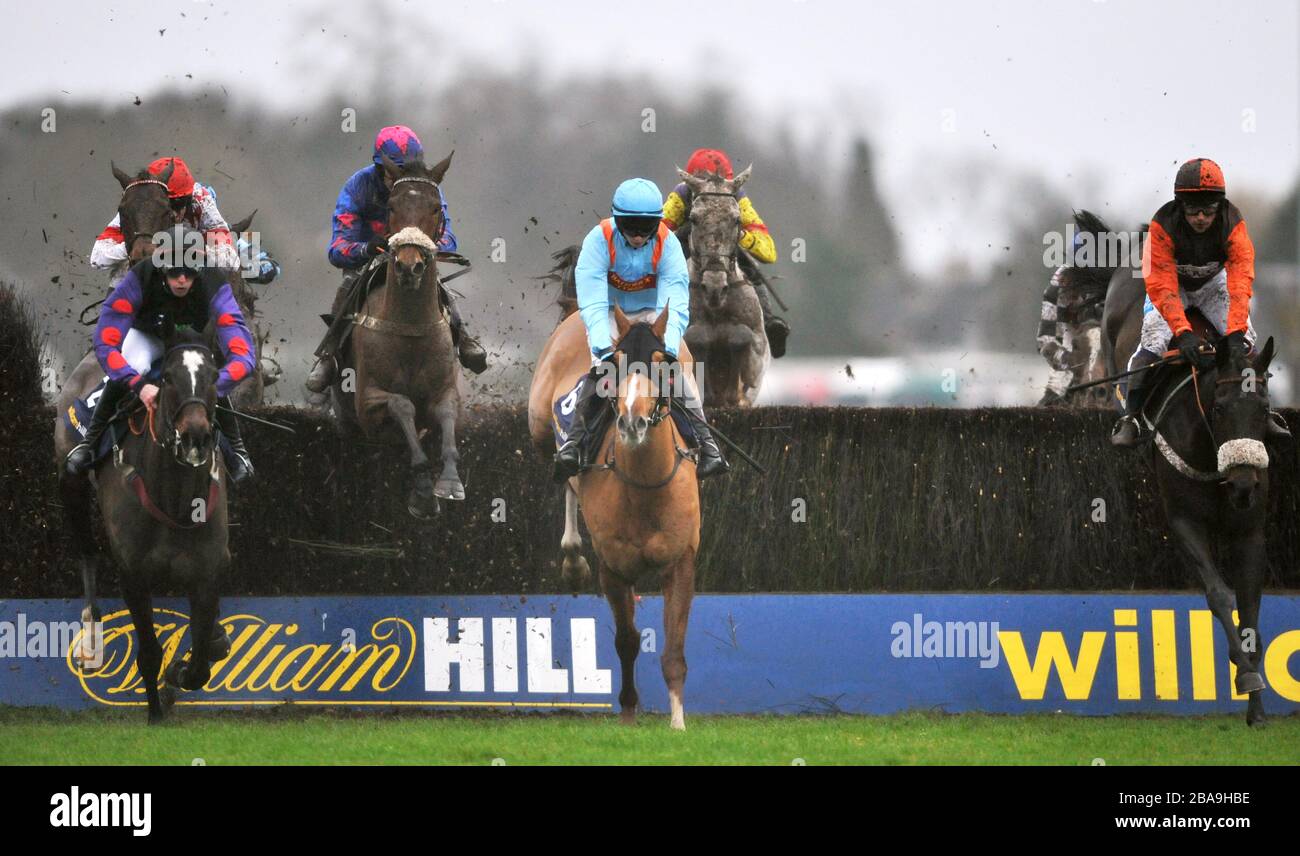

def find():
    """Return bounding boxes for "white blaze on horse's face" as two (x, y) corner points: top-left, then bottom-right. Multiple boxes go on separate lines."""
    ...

(181, 349), (205, 399)
(616, 362), (655, 449)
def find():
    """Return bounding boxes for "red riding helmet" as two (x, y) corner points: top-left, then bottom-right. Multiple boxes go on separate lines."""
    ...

(147, 157), (196, 200)
(685, 148), (734, 179)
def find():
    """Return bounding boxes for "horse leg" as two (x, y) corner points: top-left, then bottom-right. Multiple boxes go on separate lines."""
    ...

(1231, 532), (1268, 726)
(377, 392), (435, 517)
(1169, 516), (1258, 689)
(169, 585), (218, 692)
(122, 586), (165, 724)
(660, 547), (697, 731)
(560, 484), (590, 589)
(61, 474), (103, 666)
(599, 562), (639, 724)
(431, 391), (464, 501)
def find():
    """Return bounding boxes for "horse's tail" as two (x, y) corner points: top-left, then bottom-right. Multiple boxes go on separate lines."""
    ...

(536, 245), (581, 322)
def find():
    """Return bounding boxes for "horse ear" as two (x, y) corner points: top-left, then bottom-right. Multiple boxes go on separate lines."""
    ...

(613, 304), (631, 339)
(111, 161), (134, 189)
(428, 150), (453, 184)
(679, 167), (705, 194)
(380, 153), (403, 183)
(652, 301), (670, 341)
(1255, 336), (1275, 374)
(157, 159), (175, 185)
(731, 163), (753, 192)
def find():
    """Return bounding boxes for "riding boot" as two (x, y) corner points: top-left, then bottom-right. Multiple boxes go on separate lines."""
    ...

(305, 283), (354, 393)
(66, 380), (129, 476)
(752, 280), (790, 359)
(691, 417), (731, 479)
(441, 282), (488, 374)
(553, 370), (604, 482)
(1111, 352), (1159, 448)
(215, 398), (253, 484)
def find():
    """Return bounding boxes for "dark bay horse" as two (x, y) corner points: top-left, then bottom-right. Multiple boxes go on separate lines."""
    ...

(529, 305), (702, 729)
(53, 329), (231, 723)
(677, 166), (769, 407)
(347, 152), (466, 517)
(1106, 278), (1277, 725)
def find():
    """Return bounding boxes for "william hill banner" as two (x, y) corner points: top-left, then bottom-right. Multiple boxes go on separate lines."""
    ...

(1, 595), (1299, 714)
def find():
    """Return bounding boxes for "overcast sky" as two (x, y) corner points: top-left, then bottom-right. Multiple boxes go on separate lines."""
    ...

(3, 0), (1297, 273)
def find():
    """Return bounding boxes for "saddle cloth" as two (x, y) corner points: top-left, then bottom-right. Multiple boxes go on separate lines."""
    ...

(551, 375), (697, 448)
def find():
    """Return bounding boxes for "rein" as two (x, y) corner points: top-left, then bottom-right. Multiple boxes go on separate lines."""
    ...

(1144, 360), (1270, 482)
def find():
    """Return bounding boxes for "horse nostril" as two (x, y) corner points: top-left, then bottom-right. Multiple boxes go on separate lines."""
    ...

(617, 415), (628, 433)
(635, 416), (648, 433)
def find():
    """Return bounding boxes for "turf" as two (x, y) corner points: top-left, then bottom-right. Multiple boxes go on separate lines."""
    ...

(1, 707), (1298, 765)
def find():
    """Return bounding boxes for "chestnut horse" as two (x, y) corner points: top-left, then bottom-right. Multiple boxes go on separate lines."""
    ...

(528, 305), (701, 730)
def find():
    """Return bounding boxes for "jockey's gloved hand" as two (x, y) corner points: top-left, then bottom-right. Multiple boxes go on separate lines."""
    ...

(1171, 330), (1214, 370)
(1225, 330), (1250, 360)
(365, 236), (389, 258)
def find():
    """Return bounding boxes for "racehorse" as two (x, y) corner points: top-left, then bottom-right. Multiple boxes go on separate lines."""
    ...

(528, 305), (702, 730)
(1105, 273), (1276, 726)
(676, 166), (769, 407)
(53, 328), (232, 723)
(340, 152), (466, 517)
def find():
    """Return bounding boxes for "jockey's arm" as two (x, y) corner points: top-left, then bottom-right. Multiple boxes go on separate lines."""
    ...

(207, 281), (256, 397)
(93, 270), (147, 390)
(574, 225), (615, 357)
(1142, 220), (1192, 337)
(191, 185), (239, 269)
(90, 214), (128, 269)
(662, 187), (688, 231)
(1224, 218), (1255, 335)
(437, 195), (458, 253)
(327, 172), (371, 269)
(657, 233), (690, 356)
(737, 193), (777, 264)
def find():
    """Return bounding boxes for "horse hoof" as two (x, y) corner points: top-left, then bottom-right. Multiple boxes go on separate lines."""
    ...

(164, 659), (186, 688)
(1248, 712), (1269, 729)
(407, 493), (440, 519)
(561, 554), (590, 590)
(158, 686), (176, 715)
(434, 478), (465, 501)
(209, 628), (231, 663)
(1236, 671), (1266, 694)
(619, 710), (637, 726)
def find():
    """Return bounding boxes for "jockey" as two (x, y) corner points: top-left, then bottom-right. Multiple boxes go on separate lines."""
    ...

(90, 157), (244, 275)
(1112, 158), (1289, 447)
(66, 226), (257, 482)
(305, 125), (487, 393)
(662, 147), (790, 357)
(554, 178), (729, 481)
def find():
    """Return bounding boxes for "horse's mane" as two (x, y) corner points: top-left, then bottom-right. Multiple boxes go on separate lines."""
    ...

(1072, 209), (1113, 236)
(164, 327), (209, 352)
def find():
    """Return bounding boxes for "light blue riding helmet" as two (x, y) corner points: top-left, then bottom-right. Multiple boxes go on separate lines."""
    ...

(611, 178), (664, 218)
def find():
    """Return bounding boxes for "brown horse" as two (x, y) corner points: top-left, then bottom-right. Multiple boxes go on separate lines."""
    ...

(528, 305), (701, 730)
(53, 329), (231, 723)
(347, 152), (466, 517)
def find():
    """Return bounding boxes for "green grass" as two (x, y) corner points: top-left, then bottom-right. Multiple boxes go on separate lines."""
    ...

(2, 707), (1298, 765)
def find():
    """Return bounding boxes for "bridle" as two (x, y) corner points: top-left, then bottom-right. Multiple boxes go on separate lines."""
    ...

(389, 175), (447, 249)
(155, 343), (217, 467)
(118, 178), (170, 260)
(595, 350), (694, 489)
(687, 190), (742, 282)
